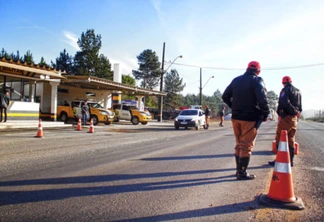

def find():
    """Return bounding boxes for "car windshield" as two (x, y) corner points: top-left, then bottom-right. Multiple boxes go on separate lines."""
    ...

(129, 106), (139, 110)
(89, 103), (103, 109)
(180, 110), (198, 116)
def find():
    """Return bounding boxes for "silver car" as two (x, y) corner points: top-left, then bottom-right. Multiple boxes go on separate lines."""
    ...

(174, 109), (206, 130)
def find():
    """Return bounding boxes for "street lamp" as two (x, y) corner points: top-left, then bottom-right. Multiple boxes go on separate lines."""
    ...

(159, 43), (182, 122)
(199, 67), (214, 105)
(164, 55), (183, 73)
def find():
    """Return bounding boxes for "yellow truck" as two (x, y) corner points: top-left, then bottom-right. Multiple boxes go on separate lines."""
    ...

(110, 103), (152, 125)
(57, 100), (115, 125)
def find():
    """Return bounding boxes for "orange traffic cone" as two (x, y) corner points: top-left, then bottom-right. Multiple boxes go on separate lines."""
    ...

(260, 130), (304, 210)
(272, 140), (277, 154)
(272, 141), (298, 155)
(76, 118), (82, 131)
(35, 119), (43, 138)
(294, 142), (299, 155)
(88, 118), (94, 133)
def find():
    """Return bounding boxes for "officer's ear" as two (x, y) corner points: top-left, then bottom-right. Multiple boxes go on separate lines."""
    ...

(256, 70), (261, 75)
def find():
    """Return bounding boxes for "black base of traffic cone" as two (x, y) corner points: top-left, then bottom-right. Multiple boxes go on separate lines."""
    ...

(259, 194), (305, 210)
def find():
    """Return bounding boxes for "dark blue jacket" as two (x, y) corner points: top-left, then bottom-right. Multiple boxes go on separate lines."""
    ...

(222, 69), (270, 121)
(0, 94), (10, 108)
(277, 83), (302, 117)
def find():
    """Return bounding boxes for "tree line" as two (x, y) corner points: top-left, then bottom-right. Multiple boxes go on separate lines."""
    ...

(1, 28), (288, 116)
(307, 110), (324, 122)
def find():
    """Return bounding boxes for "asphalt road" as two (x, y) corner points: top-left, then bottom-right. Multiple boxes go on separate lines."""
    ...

(0, 120), (323, 222)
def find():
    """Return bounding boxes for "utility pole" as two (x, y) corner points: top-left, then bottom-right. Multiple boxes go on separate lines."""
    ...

(199, 68), (202, 105)
(159, 42), (166, 122)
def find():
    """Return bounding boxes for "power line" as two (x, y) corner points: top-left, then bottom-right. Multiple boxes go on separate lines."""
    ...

(170, 62), (324, 71)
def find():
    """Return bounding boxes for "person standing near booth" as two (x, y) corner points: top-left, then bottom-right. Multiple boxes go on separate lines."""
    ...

(81, 100), (89, 126)
(204, 105), (211, 129)
(0, 89), (10, 122)
(218, 106), (226, 127)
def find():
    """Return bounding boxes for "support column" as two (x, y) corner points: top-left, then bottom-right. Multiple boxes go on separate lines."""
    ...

(103, 92), (112, 109)
(112, 63), (122, 105)
(112, 92), (121, 105)
(29, 81), (36, 102)
(135, 96), (144, 111)
(49, 81), (59, 121)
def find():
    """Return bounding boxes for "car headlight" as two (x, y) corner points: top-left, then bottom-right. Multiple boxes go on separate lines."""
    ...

(175, 117), (178, 121)
(140, 111), (150, 117)
(100, 111), (108, 115)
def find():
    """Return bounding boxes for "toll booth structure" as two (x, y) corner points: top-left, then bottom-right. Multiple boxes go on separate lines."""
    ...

(0, 58), (166, 122)
(0, 58), (64, 121)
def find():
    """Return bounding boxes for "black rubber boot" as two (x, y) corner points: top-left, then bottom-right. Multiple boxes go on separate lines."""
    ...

(235, 155), (239, 176)
(268, 144), (278, 166)
(268, 160), (276, 166)
(237, 157), (256, 180)
(289, 147), (295, 167)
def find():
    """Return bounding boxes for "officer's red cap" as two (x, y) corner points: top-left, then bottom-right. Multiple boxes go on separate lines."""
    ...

(282, 76), (292, 84)
(247, 61), (261, 70)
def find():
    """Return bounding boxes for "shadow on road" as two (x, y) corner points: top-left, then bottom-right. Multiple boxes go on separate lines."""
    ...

(139, 150), (272, 161)
(0, 163), (271, 206)
(0, 175), (236, 205)
(113, 199), (259, 221)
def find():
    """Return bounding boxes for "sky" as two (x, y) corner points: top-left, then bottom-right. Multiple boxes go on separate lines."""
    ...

(1, 0), (324, 112)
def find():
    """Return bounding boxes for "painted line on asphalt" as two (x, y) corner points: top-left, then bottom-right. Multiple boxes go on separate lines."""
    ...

(310, 167), (324, 172)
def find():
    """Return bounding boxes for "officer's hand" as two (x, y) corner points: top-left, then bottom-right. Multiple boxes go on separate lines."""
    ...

(296, 112), (301, 118)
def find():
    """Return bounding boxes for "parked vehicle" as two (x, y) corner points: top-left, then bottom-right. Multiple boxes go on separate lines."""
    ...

(174, 109), (206, 130)
(148, 104), (201, 121)
(110, 103), (152, 125)
(147, 107), (181, 120)
(57, 100), (115, 125)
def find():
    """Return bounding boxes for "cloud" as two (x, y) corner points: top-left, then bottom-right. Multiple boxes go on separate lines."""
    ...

(62, 31), (80, 50)
(150, 0), (166, 26)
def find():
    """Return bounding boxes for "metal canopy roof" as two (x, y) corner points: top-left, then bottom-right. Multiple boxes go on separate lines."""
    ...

(60, 75), (167, 96)
(0, 57), (166, 96)
(0, 59), (64, 81)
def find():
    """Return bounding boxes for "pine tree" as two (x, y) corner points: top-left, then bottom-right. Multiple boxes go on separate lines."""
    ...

(52, 49), (73, 73)
(132, 49), (161, 89)
(23, 50), (34, 64)
(163, 69), (186, 108)
(39, 57), (48, 67)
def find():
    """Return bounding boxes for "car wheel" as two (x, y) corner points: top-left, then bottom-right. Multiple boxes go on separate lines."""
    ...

(185, 127), (188, 130)
(131, 116), (140, 125)
(114, 116), (119, 122)
(60, 112), (68, 123)
(141, 122), (148, 125)
(175, 126), (179, 130)
(91, 115), (99, 125)
(104, 121), (112, 125)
